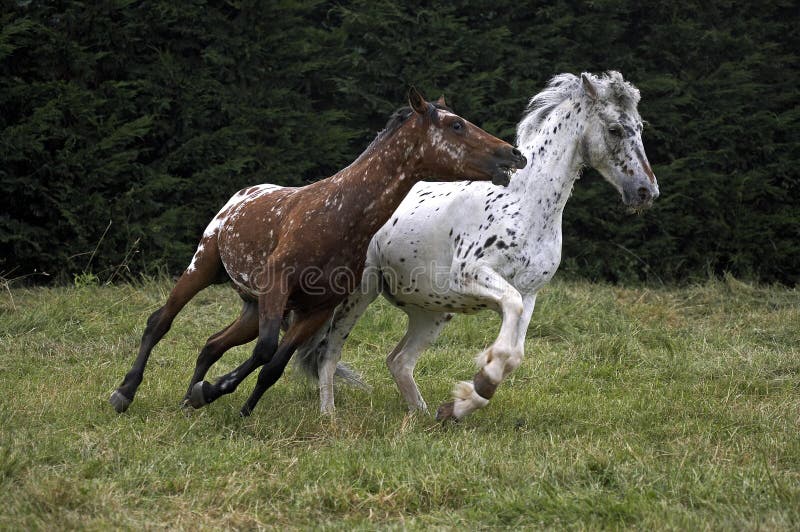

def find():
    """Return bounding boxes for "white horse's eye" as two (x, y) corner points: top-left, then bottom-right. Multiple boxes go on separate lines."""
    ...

(608, 124), (623, 137)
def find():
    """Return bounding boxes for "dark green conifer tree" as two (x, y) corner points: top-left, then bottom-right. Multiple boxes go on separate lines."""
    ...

(1, 0), (797, 284)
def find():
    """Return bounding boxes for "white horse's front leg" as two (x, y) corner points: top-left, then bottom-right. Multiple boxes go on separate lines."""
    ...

(503, 294), (536, 378)
(437, 265), (526, 421)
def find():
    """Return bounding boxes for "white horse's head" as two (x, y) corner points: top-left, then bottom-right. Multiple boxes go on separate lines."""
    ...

(578, 71), (659, 209)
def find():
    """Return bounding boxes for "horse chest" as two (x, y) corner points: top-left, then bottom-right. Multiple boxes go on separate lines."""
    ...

(458, 219), (562, 295)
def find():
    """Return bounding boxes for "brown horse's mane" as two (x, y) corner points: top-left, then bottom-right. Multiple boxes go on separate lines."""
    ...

(361, 101), (452, 156)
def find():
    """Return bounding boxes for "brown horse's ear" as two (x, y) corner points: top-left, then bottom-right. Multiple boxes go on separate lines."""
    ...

(435, 94), (447, 107)
(408, 86), (429, 115)
(581, 73), (598, 100)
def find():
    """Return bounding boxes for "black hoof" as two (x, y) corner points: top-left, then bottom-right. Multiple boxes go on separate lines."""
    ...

(435, 401), (457, 422)
(188, 381), (212, 409)
(109, 390), (132, 413)
(239, 405), (252, 418)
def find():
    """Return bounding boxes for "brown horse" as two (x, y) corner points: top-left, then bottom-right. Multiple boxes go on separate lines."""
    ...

(109, 89), (527, 416)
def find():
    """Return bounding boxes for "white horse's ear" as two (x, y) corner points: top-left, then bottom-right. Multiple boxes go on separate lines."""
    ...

(408, 86), (429, 115)
(581, 73), (598, 100)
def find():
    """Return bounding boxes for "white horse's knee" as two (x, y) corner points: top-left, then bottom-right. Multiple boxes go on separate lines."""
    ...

(482, 341), (520, 383)
(503, 292), (524, 319)
(483, 356), (504, 384)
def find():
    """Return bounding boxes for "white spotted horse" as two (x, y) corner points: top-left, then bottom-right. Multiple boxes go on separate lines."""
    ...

(109, 88), (527, 416)
(296, 72), (660, 420)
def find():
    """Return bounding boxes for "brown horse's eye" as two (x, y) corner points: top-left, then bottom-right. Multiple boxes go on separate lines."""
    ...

(452, 121), (464, 131)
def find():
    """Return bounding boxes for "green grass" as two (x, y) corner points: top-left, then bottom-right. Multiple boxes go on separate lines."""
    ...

(1, 277), (798, 529)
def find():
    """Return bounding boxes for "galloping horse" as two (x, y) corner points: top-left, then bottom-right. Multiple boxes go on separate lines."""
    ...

(109, 89), (527, 416)
(295, 72), (660, 420)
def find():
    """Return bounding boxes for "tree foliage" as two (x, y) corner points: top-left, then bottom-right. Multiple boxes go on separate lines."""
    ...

(1, 0), (798, 284)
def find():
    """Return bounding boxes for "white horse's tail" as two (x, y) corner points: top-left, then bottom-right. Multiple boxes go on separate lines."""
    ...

(293, 318), (371, 390)
(334, 363), (370, 389)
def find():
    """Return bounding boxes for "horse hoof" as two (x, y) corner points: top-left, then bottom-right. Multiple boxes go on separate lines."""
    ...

(239, 406), (252, 418)
(435, 401), (457, 422)
(188, 381), (211, 409)
(109, 390), (132, 413)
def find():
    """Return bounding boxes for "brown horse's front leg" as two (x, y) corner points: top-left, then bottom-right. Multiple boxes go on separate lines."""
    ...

(239, 307), (335, 417)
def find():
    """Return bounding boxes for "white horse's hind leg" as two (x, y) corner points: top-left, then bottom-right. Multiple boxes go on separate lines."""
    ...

(437, 265), (526, 421)
(387, 308), (451, 411)
(315, 265), (381, 414)
(317, 345), (337, 415)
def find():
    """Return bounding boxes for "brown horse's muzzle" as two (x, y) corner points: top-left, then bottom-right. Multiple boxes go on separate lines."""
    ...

(490, 147), (528, 186)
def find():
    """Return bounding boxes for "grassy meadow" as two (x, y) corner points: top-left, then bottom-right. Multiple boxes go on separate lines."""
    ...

(0, 277), (798, 529)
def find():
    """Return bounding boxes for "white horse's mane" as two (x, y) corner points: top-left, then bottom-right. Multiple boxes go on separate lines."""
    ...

(516, 71), (641, 145)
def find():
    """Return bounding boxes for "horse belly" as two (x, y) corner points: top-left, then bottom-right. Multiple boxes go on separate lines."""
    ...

(376, 192), (491, 313)
(286, 289), (344, 314)
(381, 260), (496, 314)
(287, 255), (368, 310)
(384, 278), (495, 314)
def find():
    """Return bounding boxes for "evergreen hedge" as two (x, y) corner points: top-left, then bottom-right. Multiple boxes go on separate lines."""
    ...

(2, 1), (798, 284)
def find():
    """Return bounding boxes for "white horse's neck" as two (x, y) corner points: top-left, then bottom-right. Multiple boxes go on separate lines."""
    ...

(506, 100), (587, 240)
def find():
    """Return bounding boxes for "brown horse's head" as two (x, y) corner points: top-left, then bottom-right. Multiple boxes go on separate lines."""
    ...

(406, 88), (527, 186)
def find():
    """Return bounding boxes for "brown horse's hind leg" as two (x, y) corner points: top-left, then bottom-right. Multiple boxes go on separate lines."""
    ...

(109, 242), (223, 413)
(239, 307), (335, 417)
(180, 300), (258, 406)
(188, 278), (289, 409)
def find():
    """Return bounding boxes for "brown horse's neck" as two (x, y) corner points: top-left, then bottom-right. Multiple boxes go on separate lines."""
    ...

(327, 125), (424, 231)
